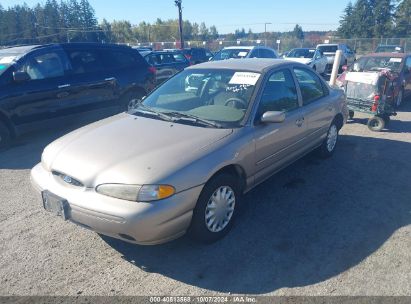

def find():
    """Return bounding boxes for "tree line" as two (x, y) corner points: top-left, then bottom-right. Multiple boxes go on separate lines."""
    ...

(338, 0), (411, 38)
(0, 0), (220, 45)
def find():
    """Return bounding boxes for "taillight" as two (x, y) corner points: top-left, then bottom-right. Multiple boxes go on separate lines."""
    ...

(185, 54), (192, 60)
(371, 95), (380, 112)
(148, 66), (156, 74)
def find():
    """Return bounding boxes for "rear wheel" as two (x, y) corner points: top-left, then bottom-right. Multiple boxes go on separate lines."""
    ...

(318, 121), (339, 158)
(189, 174), (241, 243)
(367, 116), (385, 132)
(0, 120), (11, 150)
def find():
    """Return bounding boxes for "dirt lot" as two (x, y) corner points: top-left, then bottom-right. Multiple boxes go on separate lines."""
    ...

(0, 103), (410, 296)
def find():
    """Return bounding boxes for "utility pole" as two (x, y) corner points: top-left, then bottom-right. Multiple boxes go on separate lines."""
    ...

(175, 0), (184, 49)
(264, 22), (272, 47)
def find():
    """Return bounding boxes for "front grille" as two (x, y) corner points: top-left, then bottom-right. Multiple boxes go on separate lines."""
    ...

(52, 171), (84, 187)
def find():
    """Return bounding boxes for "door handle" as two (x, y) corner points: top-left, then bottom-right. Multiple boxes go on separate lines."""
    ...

(105, 77), (116, 81)
(58, 84), (70, 89)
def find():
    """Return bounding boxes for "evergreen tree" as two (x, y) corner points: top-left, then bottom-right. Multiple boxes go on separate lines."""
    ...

(338, 2), (354, 38)
(394, 0), (411, 36)
(373, 0), (393, 37)
(293, 24), (304, 40)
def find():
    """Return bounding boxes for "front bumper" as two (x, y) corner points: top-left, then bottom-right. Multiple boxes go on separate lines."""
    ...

(31, 163), (203, 245)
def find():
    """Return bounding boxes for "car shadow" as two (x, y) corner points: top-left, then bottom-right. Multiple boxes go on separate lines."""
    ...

(101, 134), (411, 294)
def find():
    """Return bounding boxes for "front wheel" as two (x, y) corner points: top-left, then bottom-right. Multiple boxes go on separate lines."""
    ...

(189, 174), (241, 243)
(367, 116), (385, 132)
(318, 121), (339, 158)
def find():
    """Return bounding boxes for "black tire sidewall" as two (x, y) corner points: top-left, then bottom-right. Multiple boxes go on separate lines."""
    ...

(367, 116), (385, 131)
(189, 174), (242, 243)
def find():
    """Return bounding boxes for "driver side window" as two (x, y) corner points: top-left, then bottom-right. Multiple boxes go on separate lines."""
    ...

(18, 51), (66, 80)
(256, 69), (299, 119)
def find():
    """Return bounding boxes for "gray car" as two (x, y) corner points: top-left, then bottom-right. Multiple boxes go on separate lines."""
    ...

(31, 59), (348, 245)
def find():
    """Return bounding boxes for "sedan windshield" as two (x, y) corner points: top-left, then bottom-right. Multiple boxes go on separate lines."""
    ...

(212, 49), (250, 61)
(135, 69), (260, 127)
(350, 56), (403, 72)
(287, 49), (315, 58)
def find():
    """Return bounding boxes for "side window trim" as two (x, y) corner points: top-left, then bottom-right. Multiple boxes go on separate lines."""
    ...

(292, 67), (326, 106)
(252, 67), (300, 124)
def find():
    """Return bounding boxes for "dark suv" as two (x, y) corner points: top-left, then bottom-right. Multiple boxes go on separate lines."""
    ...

(0, 43), (155, 148)
(181, 48), (213, 65)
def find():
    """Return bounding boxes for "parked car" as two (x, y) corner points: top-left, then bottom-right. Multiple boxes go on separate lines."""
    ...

(31, 59), (348, 245)
(0, 43), (156, 149)
(283, 48), (328, 74)
(211, 46), (278, 61)
(133, 46), (153, 52)
(316, 43), (356, 73)
(375, 45), (404, 53)
(336, 53), (411, 130)
(181, 48), (213, 65)
(143, 50), (190, 85)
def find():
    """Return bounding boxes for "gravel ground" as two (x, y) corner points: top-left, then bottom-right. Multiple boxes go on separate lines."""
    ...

(0, 102), (410, 296)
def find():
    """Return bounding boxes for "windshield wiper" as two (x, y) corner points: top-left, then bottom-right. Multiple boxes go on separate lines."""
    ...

(133, 104), (174, 122)
(165, 112), (222, 128)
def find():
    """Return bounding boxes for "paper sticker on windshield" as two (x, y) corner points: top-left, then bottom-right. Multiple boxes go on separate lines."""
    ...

(389, 58), (402, 63)
(229, 72), (260, 85)
(0, 56), (16, 64)
(237, 51), (248, 57)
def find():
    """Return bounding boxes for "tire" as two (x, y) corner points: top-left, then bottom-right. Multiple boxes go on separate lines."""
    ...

(367, 116), (385, 132)
(318, 121), (339, 158)
(120, 90), (145, 112)
(188, 173), (242, 243)
(395, 89), (404, 108)
(0, 120), (11, 150)
(349, 110), (354, 120)
(313, 65), (317, 72)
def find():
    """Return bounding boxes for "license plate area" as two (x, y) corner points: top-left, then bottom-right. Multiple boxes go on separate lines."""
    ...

(42, 191), (69, 220)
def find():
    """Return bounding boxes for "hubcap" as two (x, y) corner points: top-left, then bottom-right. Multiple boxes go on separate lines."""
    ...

(326, 124), (338, 152)
(205, 186), (236, 233)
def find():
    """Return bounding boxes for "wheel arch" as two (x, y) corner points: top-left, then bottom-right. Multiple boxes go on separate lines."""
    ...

(207, 164), (247, 194)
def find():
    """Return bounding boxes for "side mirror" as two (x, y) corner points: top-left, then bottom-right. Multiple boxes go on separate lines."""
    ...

(260, 111), (285, 123)
(342, 65), (348, 71)
(13, 71), (30, 82)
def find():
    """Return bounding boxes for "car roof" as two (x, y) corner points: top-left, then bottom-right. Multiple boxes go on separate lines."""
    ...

(223, 46), (256, 50)
(187, 58), (290, 72)
(291, 48), (315, 51)
(0, 45), (41, 55)
(363, 52), (407, 58)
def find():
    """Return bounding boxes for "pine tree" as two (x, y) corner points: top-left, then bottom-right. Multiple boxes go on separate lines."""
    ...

(394, 0), (411, 37)
(338, 2), (354, 38)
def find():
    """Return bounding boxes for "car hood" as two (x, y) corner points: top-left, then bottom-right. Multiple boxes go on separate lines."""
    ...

(41, 113), (233, 187)
(284, 57), (312, 65)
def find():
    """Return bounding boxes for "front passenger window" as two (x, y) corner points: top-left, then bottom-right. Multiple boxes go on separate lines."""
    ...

(22, 52), (66, 80)
(256, 69), (299, 119)
(294, 68), (325, 105)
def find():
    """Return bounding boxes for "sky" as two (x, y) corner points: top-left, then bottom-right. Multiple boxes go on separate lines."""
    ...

(2, 0), (352, 33)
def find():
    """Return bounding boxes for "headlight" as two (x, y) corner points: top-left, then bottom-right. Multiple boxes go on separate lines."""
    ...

(95, 184), (175, 202)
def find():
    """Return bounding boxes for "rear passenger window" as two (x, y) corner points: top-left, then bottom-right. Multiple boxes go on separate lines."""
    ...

(100, 49), (144, 69)
(173, 53), (187, 62)
(66, 50), (102, 74)
(257, 69), (299, 119)
(159, 54), (175, 64)
(294, 68), (325, 105)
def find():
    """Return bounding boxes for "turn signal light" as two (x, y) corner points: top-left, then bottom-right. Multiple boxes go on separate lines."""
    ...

(371, 95), (380, 112)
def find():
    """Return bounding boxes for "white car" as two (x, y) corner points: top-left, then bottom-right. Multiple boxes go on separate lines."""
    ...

(212, 46), (278, 61)
(284, 48), (327, 75)
(316, 43), (356, 73)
